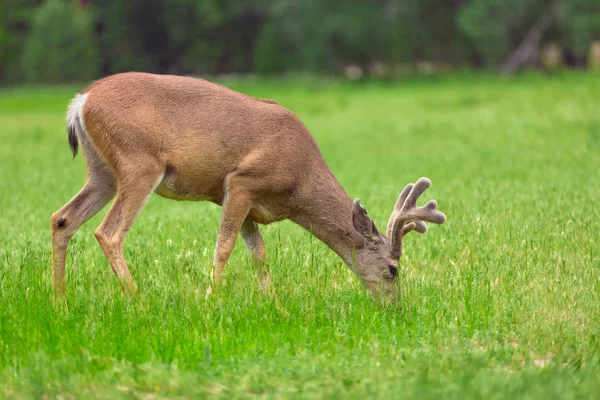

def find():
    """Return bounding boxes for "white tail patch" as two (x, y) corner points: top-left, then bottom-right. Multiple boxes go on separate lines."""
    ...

(66, 93), (89, 138)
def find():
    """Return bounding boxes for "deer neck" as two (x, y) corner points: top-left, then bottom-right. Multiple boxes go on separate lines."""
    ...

(292, 170), (363, 265)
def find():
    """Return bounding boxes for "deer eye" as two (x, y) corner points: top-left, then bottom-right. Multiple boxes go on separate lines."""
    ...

(387, 265), (398, 278)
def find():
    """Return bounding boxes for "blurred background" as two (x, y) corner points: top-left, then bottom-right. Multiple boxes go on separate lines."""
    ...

(1, 0), (600, 84)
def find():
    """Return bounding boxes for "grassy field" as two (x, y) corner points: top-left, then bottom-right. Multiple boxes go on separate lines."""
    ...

(0, 73), (599, 398)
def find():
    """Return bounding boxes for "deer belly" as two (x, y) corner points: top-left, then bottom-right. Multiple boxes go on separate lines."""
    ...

(248, 204), (278, 225)
(154, 166), (223, 202)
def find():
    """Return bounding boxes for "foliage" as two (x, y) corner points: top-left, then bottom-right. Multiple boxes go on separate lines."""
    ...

(0, 0), (42, 83)
(21, 0), (98, 82)
(563, 0), (600, 53)
(457, 0), (550, 67)
(1, 0), (600, 80)
(91, 1), (169, 75)
(391, 0), (473, 65)
(0, 73), (599, 397)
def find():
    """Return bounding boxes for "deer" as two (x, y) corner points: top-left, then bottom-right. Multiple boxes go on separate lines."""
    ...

(51, 72), (446, 301)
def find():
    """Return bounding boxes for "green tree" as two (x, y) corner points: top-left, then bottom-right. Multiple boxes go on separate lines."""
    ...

(562, 0), (600, 53)
(0, 0), (42, 83)
(161, 0), (270, 74)
(388, 0), (473, 66)
(457, 0), (555, 68)
(266, 0), (394, 73)
(22, 0), (99, 82)
(253, 22), (291, 74)
(92, 1), (172, 75)
(3, 0), (600, 83)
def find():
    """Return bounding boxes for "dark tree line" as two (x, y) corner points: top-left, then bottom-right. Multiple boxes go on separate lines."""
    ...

(1, 0), (599, 83)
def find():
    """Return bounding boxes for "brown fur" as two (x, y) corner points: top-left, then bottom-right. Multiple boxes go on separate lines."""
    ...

(51, 72), (446, 300)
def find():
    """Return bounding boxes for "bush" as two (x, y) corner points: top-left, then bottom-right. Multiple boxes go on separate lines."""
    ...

(563, 0), (600, 54)
(0, 0), (42, 84)
(253, 23), (290, 74)
(22, 0), (98, 82)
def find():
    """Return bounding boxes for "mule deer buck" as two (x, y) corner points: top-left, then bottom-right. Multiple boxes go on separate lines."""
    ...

(52, 72), (446, 300)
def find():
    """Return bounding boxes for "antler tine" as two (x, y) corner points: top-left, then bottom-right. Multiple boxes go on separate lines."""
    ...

(394, 183), (414, 212)
(400, 178), (445, 225)
(401, 177), (431, 212)
(403, 220), (427, 235)
(388, 177), (446, 259)
(387, 183), (414, 236)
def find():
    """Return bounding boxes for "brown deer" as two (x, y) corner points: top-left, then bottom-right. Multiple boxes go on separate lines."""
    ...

(51, 72), (446, 300)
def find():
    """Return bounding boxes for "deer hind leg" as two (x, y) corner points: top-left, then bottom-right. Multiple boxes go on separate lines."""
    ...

(94, 161), (164, 293)
(240, 219), (271, 292)
(212, 178), (254, 287)
(51, 143), (116, 294)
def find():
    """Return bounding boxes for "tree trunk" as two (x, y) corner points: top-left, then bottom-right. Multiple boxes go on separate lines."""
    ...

(502, 13), (555, 74)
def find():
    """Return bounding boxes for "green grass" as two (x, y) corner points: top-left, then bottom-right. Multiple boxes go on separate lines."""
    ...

(1, 73), (599, 399)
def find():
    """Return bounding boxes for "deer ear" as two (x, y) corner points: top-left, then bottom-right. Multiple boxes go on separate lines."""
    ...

(352, 199), (377, 239)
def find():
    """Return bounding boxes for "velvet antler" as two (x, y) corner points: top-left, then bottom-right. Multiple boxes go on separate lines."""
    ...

(387, 177), (446, 259)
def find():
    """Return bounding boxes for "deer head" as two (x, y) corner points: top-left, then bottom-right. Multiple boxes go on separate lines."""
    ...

(349, 177), (446, 300)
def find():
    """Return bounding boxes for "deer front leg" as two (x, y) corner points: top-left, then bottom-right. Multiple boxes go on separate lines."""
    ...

(212, 186), (253, 287)
(240, 218), (284, 313)
(240, 219), (271, 292)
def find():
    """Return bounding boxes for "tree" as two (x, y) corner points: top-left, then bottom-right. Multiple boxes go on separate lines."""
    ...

(22, 0), (99, 82)
(562, 0), (600, 54)
(457, 0), (552, 69)
(162, 0), (271, 74)
(0, 0), (42, 83)
(92, 1), (171, 75)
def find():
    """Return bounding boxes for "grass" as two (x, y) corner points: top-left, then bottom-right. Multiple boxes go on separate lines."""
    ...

(0, 72), (599, 398)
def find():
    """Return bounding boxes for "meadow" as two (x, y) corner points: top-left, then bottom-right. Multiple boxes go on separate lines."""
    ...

(0, 73), (599, 398)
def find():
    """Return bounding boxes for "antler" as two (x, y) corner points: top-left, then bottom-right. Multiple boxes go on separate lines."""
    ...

(387, 177), (446, 259)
